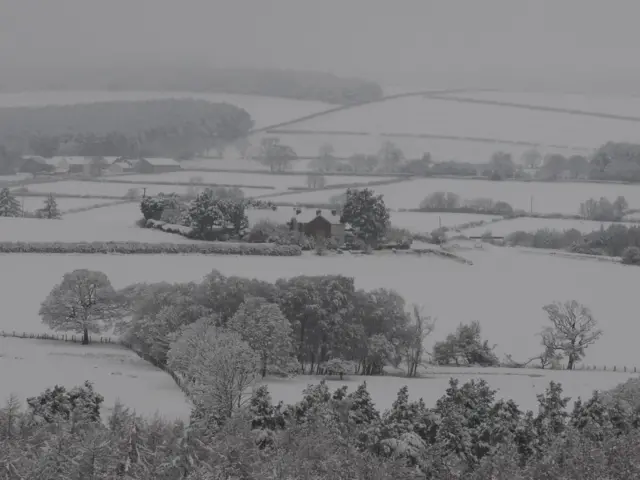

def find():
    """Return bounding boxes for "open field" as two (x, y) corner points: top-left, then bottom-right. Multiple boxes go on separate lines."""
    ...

(0, 208), (202, 244)
(255, 131), (587, 163)
(261, 177), (640, 213)
(15, 181), (276, 198)
(442, 90), (640, 119)
(0, 337), (190, 421)
(389, 211), (500, 233)
(462, 217), (629, 237)
(262, 367), (637, 413)
(1, 247), (637, 368)
(102, 171), (395, 190)
(16, 197), (121, 213)
(0, 91), (332, 129)
(278, 96), (640, 149)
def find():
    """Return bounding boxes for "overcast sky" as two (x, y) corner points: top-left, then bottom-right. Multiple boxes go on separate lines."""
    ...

(1, 0), (639, 90)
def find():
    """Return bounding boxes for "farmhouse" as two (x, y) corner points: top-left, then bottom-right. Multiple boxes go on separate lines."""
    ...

(290, 208), (347, 243)
(136, 157), (182, 174)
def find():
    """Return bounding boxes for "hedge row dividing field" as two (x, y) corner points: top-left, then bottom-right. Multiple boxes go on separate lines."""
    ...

(0, 241), (302, 256)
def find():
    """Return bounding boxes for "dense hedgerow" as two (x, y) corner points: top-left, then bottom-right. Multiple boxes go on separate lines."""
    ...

(0, 241), (301, 256)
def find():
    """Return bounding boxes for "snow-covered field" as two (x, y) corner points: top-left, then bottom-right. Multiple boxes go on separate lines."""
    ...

(261, 177), (640, 214)
(261, 132), (586, 163)
(0, 173), (32, 183)
(262, 367), (637, 413)
(1, 248), (637, 368)
(462, 217), (628, 236)
(0, 91), (332, 129)
(0, 206), (200, 244)
(280, 95), (639, 149)
(102, 171), (393, 190)
(390, 211), (500, 233)
(0, 337), (190, 421)
(16, 197), (121, 213)
(16, 181), (276, 198)
(181, 157), (316, 173)
(445, 90), (640, 119)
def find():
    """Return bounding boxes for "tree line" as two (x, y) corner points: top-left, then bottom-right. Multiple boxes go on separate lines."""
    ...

(0, 98), (253, 163)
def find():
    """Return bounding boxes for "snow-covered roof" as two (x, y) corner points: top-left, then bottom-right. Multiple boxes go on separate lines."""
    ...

(292, 208), (342, 224)
(141, 157), (181, 167)
(62, 156), (91, 165)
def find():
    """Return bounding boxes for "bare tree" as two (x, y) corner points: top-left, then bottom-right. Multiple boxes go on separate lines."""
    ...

(403, 305), (436, 377)
(39, 270), (125, 344)
(541, 300), (602, 370)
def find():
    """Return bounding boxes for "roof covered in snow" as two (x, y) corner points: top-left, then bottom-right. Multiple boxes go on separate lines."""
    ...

(140, 157), (181, 166)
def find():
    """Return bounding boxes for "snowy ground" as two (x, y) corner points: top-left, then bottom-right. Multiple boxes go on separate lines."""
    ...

(0, 337), (190, 421)
(390, 212), (501, 233)
(16, 181), (276, 198)
(102, 171), (393, 190)
(262, 132), (585, 162)
(181, 157), (317, 173)
(1, 247), (637, 368)
(262, 367), (639, 414)
(0, 91), (332, 129)
(462, 217), (628, 236)
(447, 90), (640, 119)
(0, 206), (201, 244)
(260, 177), (640, 214)
(281, 95), (640, 149)
(16, 197), (121, 214)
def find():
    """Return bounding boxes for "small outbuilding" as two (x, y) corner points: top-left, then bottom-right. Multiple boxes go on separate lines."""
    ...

(19, 156), (55, 175)
(136, 157), (182, 174)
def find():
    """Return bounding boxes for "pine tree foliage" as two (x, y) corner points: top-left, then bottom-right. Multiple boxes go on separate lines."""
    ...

(0, 187), (21, 217)
(340, 188), (390, 247)
(36, 193), (61, 219)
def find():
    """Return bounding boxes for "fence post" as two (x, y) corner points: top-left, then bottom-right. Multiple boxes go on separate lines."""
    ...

(604, 365), (607, 371)
(624, 366), (627, 372)
(614, 366), (617, 372)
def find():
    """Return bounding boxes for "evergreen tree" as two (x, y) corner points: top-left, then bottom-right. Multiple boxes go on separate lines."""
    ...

(36, 193), (61, 219)
(0, 187), (21, 217)
(340, 188), (390, 247)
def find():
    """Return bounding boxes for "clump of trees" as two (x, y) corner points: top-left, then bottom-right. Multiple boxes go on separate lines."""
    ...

(35, 194), (61, 219)
(433, 321), (499, 366)
(0, 99), (254, 160)
(579, 195), (627, 221)
(419, 192), (514, 215)
(257, 137), (297, 172)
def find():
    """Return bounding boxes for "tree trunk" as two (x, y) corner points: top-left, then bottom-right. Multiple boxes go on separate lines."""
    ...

(261, 356), (267, 378)
(567, 354), (575, 370)
(82, 328), (89, 345)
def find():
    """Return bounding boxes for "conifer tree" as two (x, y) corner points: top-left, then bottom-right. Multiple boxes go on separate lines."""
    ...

(0, 188), (21, 217)
(36, 193), (61, 219)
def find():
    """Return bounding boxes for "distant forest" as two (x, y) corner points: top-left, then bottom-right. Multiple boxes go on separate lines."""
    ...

(0, 67), (384, 105)
(0, 99), (253, 162)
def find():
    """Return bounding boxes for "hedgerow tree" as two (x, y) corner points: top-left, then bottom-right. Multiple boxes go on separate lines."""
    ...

(36, 193), (61, 219)
(39, 269), (125, 344)
(541, 300), (602, 370)
(228, 297), (294, 377)
(340, 188), (390, 248)
(0, 187), (21, 217)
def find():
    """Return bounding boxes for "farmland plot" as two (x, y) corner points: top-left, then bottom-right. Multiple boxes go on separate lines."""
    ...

(15, 197), (121, 213)
(261, 177), (640, 214)
(390, 211), (501, 234)
(462, 217), (629, 237)
(0, 337), (190, 421)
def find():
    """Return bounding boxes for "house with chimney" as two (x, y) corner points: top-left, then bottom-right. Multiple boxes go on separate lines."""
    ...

(289, 208), (349, 244)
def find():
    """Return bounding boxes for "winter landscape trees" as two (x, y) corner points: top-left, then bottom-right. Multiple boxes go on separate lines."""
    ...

(39, 269), (125, 344)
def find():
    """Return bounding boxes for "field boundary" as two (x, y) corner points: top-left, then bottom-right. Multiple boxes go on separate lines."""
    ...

(265, 129), (592, 152)
(80, 178), (277, 190)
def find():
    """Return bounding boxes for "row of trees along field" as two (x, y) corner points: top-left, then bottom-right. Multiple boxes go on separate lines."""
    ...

(39, 268), (603, 375)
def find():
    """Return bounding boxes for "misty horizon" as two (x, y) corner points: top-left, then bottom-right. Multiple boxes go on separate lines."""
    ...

(2, 0), (640, 93)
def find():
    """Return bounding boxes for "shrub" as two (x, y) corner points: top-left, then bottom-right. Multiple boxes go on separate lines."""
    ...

(0, 241), (301, 256)
(433, 321), (499, 366)
(622, 246), (640, 265)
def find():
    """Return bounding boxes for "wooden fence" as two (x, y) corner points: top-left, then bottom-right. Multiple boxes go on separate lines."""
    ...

(0, 330), (114, 344)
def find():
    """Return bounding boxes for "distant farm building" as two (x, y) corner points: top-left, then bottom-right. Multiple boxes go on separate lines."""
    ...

(136, 158), (182, 174)
(19, 156), (55, 175)
(289, 208), (347, 243)
(108, 158), (137, 174)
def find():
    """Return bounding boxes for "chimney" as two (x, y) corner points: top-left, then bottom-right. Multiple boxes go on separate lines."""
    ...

(331, 209), (337, 216)
(316, 209), (321, 216)
(296, 208), (301, 215)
